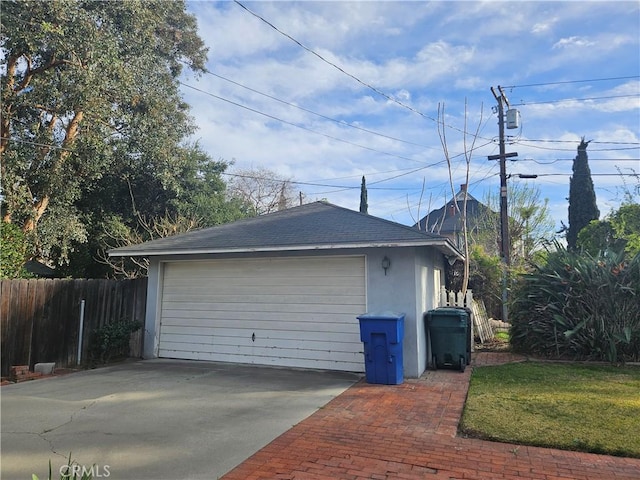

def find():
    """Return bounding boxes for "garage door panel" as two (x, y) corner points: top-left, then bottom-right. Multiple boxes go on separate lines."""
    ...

(159, 318), (362, 334)
(161, 333), (362, 350)
(161, 302), (366, 315)
(159, 342), (363, 362)
(163, 260), (364, 281)
(158, 256), (366, 372)
(160, 309), (365, 323)
(164, 275), (362, 290)
(160, 325), (362, 343)
(159, 336), (362, 354)
(162, 284), (365, 298)
(162, 292), (365, 305)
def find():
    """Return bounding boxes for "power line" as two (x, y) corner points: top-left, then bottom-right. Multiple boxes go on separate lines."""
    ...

(503, 76), (640, 89)
(513, 173), (638, 177)
(222, 171), (417, 190)
(517, 158), (640, 164)
(202, 69), (439, 150)
(511, 94), (639, 107)
(514, 139), (640, 145)
(232, 1), (434, 120)
(512, 140), (640, 152)
(0, 136), (76, 153)
(232, 0), (493, 142)
(179, 81), (428, 165)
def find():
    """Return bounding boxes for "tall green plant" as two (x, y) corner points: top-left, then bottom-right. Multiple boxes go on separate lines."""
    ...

(468, 245), (502, 320)
(510, 244), (640, 362)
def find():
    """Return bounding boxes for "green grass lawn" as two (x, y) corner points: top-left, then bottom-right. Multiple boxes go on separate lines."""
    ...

(460, 362), (640, 458)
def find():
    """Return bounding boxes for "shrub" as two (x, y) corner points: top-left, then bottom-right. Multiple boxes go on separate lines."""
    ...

(510, 245), (640, 362)
(468, 245), (503, 320)
(89, 319), (142, 364)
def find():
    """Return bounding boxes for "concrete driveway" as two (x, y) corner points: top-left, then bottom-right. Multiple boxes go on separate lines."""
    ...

(1, 359), (360, 480)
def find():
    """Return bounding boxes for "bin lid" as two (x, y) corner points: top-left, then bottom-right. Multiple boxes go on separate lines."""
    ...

(425, 307), (469, 318)
(357, 311), (405, 320)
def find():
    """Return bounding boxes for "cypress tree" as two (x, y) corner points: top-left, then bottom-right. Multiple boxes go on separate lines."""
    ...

(567, 138), (599, 250)
(359, 176), (368, 214)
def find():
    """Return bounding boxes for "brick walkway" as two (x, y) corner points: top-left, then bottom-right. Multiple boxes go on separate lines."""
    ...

(222, 353), (640, 480)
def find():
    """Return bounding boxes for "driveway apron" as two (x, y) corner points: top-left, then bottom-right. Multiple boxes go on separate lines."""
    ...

(1, 359), (360, 480)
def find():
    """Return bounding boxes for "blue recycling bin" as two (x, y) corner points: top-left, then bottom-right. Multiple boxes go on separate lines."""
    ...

(357, 312), (404, 385)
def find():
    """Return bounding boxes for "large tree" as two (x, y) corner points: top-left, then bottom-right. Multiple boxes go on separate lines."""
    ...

(566, 138), (599, 250)
(60, 145), (251, 278)
(227, 167), (300, 215)
(1, 0), (207, 265)
(479, 182), (556, 267)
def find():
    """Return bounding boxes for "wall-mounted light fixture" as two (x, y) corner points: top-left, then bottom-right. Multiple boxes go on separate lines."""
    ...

(382, 256), (391, 276)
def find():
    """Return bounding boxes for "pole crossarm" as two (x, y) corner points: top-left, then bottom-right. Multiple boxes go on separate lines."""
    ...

(488, 152), (518, 160)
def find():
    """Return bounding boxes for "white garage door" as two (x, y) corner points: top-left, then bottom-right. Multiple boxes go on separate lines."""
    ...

(158, 256), (367, 372)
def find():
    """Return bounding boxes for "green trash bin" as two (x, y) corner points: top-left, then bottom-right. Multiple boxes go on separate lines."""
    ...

(425, 307), (471, 372)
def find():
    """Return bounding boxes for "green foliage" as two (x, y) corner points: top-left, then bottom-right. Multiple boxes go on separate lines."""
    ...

(578, 203), (640, 257)
(495, 331), (509, 341)
(480, 182), (556, 266)
(468, 245), (502, 319)
(33, 453), (93, 480)
(577, 219), (621, 255)
(89, 320), (142, 364)
(567, 139), (599, 250)
(509, 243), (640, 362)
(1, 0), (207, 267)
(63, 144), (251, 278)
(0, 222), (30, 278)
(611, 203), (640, 256)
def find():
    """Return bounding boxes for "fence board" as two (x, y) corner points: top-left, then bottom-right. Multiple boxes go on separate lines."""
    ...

(0, 278), (147, 377)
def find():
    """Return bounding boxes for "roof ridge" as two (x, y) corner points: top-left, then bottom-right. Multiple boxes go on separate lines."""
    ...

(314, 201), (442, 238)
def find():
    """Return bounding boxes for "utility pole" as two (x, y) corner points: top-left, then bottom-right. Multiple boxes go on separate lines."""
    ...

(489, 86), (518, 322)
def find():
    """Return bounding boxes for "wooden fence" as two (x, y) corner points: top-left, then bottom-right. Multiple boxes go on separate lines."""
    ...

(438, 287), (494, 345)
(0, 278), (147, 377)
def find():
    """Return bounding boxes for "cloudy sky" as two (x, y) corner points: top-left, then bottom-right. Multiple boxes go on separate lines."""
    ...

(180, 0), (640, 232)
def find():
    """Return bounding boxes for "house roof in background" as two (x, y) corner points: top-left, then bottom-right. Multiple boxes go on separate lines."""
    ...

(24, 260), (57, 278)
(109, 201), (463, 259)
(415, 186), (496, 233)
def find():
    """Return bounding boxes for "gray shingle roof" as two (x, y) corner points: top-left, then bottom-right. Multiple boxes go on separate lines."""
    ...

(415, 189), (496, 234)
(109, 201), (463, 258)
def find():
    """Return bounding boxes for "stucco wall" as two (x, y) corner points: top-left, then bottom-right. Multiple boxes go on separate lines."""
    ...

(365, 247), (444, 377)
(143, 246), (447, 378)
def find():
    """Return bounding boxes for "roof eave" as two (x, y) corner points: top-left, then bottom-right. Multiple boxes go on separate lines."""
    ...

(108, 239), (464, 260)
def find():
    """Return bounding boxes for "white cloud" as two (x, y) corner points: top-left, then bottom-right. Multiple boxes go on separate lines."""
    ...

(532, 18), (558, 34)
(552, 36), (596, 49)
(182, 1), (640, 229)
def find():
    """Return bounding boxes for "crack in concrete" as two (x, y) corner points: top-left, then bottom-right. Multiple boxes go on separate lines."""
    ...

(38, 399), (98, 458)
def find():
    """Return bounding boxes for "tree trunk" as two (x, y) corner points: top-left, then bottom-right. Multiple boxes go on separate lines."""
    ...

(22, 196), (50, 232)
(21, 111), (84, 232)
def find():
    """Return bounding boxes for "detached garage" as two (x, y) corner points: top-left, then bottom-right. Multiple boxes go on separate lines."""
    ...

(109, 201), (462, 378)
(159, 256), (366, 371)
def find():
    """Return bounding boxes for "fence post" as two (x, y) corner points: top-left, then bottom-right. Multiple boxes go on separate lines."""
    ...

(77, 299), (85, 365)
